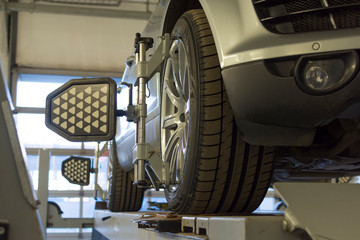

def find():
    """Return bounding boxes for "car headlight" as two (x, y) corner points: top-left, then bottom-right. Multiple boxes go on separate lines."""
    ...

(295, 51), (359, 95)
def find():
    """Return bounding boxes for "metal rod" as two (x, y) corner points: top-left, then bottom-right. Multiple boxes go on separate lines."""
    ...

(135, 41), (147, 184)
(122, 0), (157, 5)
(134, 161), (138, 184)
(9, 11), (18, 103)
(4, 2), (152, 20)
(26, 147), (94, 156)
(14, 107), (45, 114)
(79, 185), (84, 239)
(129, 84), (133, 106)
(137, 158), (145, 183)
(14, 67), (122, 79)
(138, 42), (146, 144)
(38, 149), (50, 231)
(94, 142), (100, 199)
(146, 0), (150, 13)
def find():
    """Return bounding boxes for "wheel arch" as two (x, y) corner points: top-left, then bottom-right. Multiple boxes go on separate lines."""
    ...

(163, 0), (244, 68)
(162, 0), (202, 35)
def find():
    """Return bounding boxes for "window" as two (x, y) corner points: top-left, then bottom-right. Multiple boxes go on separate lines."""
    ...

(15, 73), (109, 149)
(16, 74), (76, 108)
(16, 113), (98, 149)
(26, 155), (40, 190)
(15, 72), (121, 239)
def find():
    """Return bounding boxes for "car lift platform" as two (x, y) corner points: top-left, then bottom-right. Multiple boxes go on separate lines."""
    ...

(93, 182), (360, 240)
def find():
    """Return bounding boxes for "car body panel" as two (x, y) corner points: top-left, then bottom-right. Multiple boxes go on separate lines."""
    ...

(199, 0), (360, 69)
(115, 0), (360, 169)
(222, 60), (360, 146)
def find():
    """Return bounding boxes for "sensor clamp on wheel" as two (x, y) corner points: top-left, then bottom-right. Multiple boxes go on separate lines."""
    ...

(45, 33), (172, 191)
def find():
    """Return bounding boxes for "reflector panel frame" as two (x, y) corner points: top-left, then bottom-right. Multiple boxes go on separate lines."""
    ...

(61, 156), (91, 186)
(45, 77), (117, 142)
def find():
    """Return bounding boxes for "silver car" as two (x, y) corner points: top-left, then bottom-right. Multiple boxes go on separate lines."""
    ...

(46, 0), (360, 214)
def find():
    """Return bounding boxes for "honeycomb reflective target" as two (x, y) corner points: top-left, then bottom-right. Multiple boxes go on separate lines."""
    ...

(45, 78), (117, 142)
(61, 156), (91, 186)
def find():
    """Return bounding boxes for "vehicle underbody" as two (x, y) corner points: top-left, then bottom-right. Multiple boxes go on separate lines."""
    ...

(275, 117), (360, 180)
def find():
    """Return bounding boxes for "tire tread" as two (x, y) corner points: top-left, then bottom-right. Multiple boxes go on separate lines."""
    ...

(166, 9), (274, 214)
(108, 142), (144, 212)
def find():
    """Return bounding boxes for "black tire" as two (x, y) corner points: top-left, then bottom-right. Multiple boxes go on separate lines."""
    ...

(161, 9), (275, 214)
(108, 141), (144, 212)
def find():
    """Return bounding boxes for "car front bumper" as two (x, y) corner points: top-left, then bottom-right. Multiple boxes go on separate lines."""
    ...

(222, 51), (360, 147)
(200, 0), (360, 68)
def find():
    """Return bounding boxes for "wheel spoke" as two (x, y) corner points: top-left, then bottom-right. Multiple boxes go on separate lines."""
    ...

(182, 122), (189, 147)
(183, 70), (190, 102)
(185, 99), (191, 116)
(163, 127), (183, 163)
(169, 143), (179, 183)
(162, 113), (179, 130)
(170, 42), (182, 94)
(171, 59), (181, 90)
(176, 141), (185, 181)
(178, 43), (187, 93)
(164, 76), (185, 108)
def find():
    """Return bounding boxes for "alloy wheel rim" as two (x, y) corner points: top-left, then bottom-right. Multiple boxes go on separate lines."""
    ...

(161, 39), (193, 192)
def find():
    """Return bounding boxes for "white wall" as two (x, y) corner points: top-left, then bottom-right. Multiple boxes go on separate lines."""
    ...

(16, 2), (156, 73)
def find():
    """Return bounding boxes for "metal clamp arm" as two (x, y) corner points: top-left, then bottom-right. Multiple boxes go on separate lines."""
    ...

(134, 33), (171, 83)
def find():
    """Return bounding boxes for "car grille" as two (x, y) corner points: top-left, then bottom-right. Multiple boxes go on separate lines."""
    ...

(253, 0), (360, 33)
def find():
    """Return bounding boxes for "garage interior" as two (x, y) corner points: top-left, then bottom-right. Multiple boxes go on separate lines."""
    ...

(1, 0), (360, 240)
(1, 1), (156, 239)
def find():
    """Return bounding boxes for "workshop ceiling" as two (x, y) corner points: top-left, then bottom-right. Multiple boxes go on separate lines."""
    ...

(15, 0), (156, 74)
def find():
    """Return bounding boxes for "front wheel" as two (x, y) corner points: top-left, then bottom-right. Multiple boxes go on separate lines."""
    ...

(160, 9), (275, 214)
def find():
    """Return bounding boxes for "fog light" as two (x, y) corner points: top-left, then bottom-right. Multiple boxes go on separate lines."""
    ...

(304, 66), (329, 90)
(295, 51), (359, 95)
